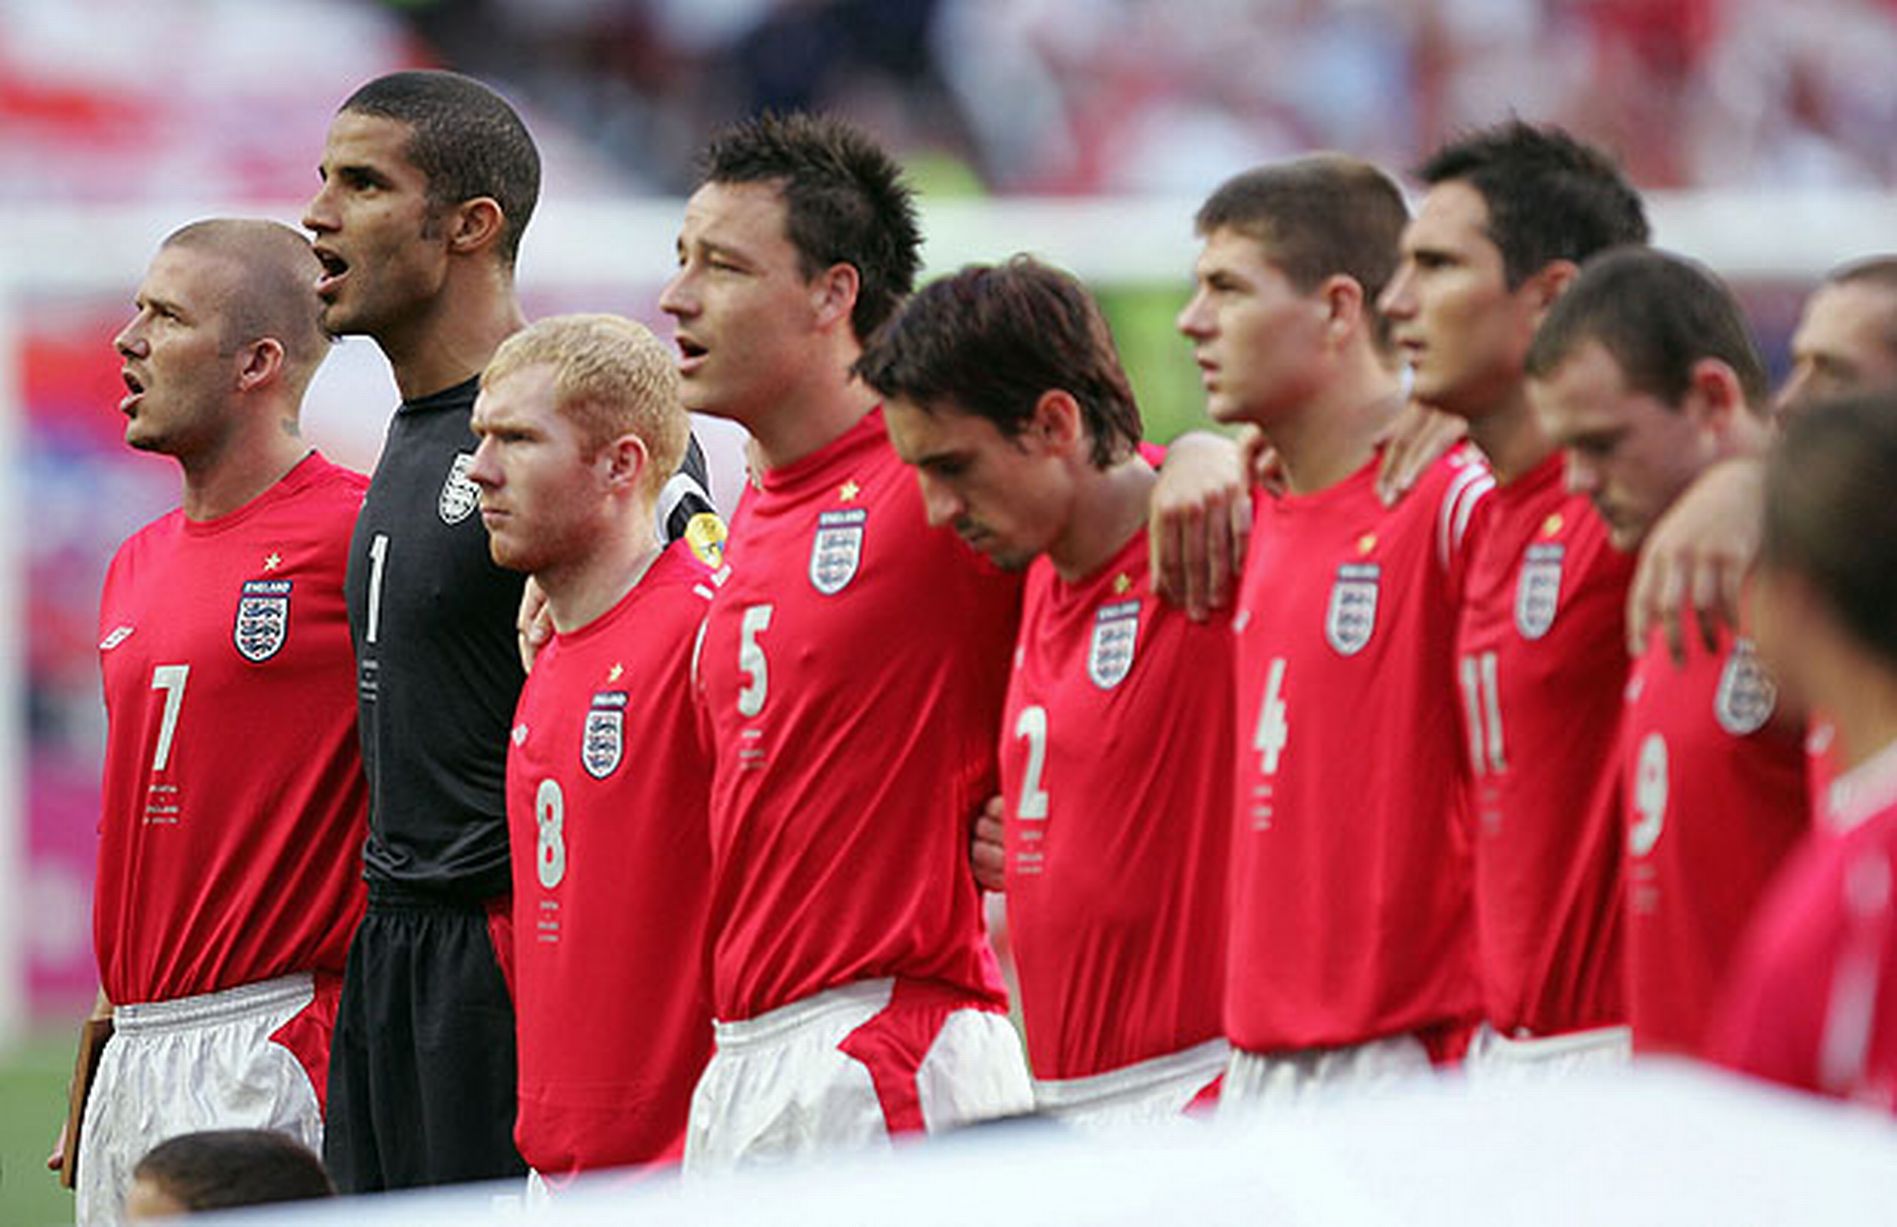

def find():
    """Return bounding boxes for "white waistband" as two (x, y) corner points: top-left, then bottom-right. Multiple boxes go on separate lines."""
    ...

(713, 979), (896, 1051)
(1478, 1024), (1631, 1061)
(1032, 1038), (1231, 1111)
(112, 974), (315, 1035)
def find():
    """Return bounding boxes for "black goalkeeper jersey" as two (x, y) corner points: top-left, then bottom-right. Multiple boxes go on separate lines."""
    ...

(345, 376), (715, 897)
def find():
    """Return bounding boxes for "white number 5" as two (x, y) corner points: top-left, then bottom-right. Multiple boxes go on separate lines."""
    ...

(737, 603), (773, 717)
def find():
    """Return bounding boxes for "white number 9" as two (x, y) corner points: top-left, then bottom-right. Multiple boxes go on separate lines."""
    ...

(1630, 732), (1668, 858)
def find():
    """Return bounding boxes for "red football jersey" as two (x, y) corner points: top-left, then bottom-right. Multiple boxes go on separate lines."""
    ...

(1001, 529), (1232, 1081)
(694, 409), (1019, 1021)
(507, 543), (716, 1175)
(1227, 447), (1492, 1053)
(93, 453), (368, 1004)
(1709, 740), (1897, 1109)
(1622, 626), (1809, 1054)
(1456, 453), (1632, 1037)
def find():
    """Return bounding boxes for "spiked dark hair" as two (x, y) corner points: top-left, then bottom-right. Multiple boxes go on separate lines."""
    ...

(698, 111), (921, 343)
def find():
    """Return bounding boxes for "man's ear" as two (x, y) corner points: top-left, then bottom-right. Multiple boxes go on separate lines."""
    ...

(1682, 357), (1750, 440)
(603, 432), (656, 500)
(810, 263), (860, 333)
(234, 338), (286, 394)
(1028, 389), (1084, 454)
(603, 432), (652, 495)
(1522, 260), (1579, 325)
(447, 197), (507, 257)
(1318, 273), (1365, 348)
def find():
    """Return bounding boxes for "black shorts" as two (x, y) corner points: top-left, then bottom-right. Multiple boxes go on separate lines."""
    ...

(324, 885), (525, 1192)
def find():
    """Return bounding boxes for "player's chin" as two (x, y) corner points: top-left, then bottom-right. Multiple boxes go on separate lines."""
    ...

(484, 531), (531, 574)
(122, 422), (164, 453)
(1600, 506), (1645, 553)
(1206, 395), (1249, 426)
(976, 540), (1035, 573)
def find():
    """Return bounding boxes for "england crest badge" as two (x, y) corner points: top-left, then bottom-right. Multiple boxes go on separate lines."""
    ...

(809, 508), (867, 595)
(1714, 638), (1778, 736)
(1514, 542), (1565, 640)
(1324, 562), (1380, 656)
(1088, 599), (1141, 689)
(438, 452), (479, 525)
(583, 691), (627, 779)
(233, 579), (291, 662)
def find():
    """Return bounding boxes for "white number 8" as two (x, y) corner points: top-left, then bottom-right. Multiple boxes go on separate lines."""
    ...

(536, 778), (566, 889)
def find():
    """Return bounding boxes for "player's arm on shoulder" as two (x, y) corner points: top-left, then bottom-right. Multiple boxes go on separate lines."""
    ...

(1375, 399), (1467, 506)
(517, 577), (552, 674)
(970, 794), (1006, 894)
(1627, 456), (1764, 663)
(1148, 430), (1253, 621)
(49, 989), (114, 1180)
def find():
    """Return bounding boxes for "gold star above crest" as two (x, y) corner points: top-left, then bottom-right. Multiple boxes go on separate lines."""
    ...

(839, 480), (860, 502)
(608, 662), (624, 683)
(1356, 533), (1378, 555)
(263, 552), (282, 571)
(1112, 572), (1132, 596)
(1541, 512), (1565, 538)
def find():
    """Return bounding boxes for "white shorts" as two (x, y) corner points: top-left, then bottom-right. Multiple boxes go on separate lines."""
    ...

(683, 978), (1032, 1174)
(76, 974), (329, 1227)
(1464, 1024), (1631, 1082)
(1217, 1033), (1440, 1117)
(1030, 1038), (1229, 1130)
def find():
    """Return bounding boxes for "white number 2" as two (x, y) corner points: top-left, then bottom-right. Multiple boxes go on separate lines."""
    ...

(737, 603), (774, 718)
(1014, 705), (1050, 821)
(149, 664), (190, 771)
(536, 778), (567, 889)
(1253, 657), (1289, 775)
(1629, 732), (1669, 857)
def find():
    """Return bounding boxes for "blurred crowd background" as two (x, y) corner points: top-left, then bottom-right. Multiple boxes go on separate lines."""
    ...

(10, 0), (1897, 204)
(6, 0), (1897, 1026)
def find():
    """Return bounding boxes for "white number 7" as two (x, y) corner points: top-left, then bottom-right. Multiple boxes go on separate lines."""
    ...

(150, 664), (190, 771)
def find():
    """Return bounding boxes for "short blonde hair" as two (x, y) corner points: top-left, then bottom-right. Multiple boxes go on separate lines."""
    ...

(484, 313), (685, 500)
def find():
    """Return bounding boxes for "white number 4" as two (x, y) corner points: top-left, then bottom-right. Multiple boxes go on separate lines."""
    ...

(1254, 657), (1289, 775)
(150, 664), (190, 771)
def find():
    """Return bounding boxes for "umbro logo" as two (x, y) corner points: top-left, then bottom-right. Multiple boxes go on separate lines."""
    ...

(511, 723), (529, 746)
(100, 625), (134, 650)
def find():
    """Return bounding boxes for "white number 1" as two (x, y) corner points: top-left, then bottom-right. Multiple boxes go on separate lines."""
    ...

(150, 664), (190, 771)
(365, 532), (390, 645)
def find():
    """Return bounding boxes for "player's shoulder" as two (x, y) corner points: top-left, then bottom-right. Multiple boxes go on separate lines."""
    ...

(298, 452), (372, 504)
(645, 539), (724, 609)
(1406, 443), (1493, 562)
(105, 510), (183, 581)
